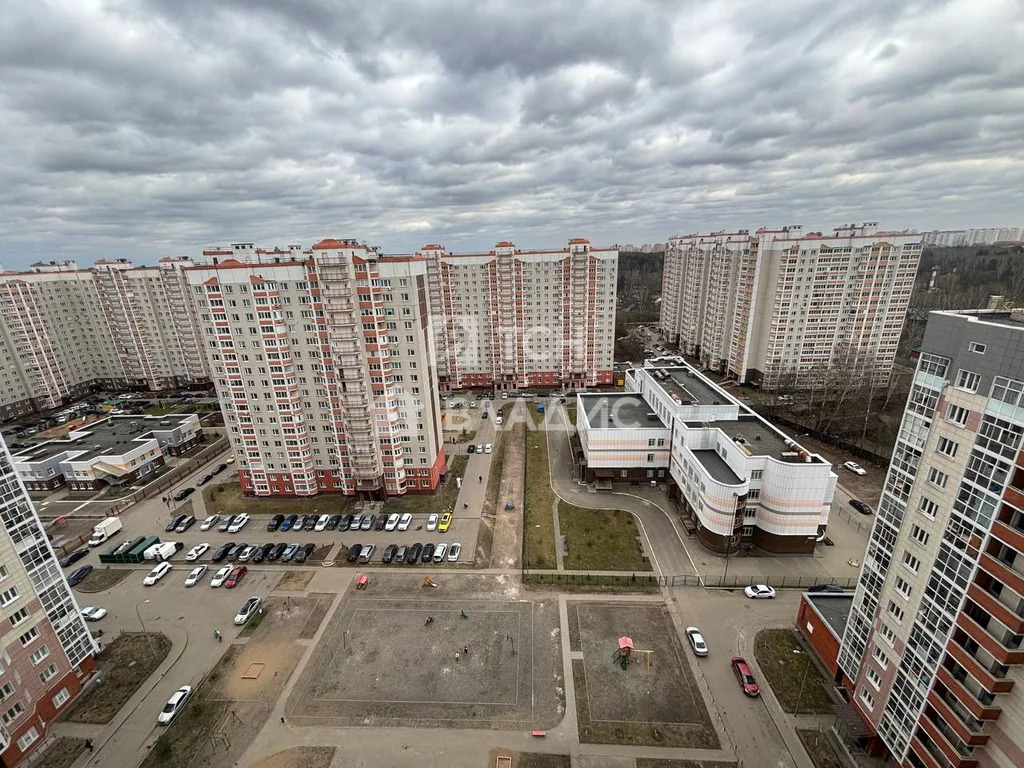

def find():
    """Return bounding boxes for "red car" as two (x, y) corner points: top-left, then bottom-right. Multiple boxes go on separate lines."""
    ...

(224, 566), (247, 589)
(731, 656), (760, 697)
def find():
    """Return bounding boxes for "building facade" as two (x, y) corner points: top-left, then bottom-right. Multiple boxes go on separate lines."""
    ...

(0, 259), (210, 421)
(922, 228), (1023, 247)
(837, 309), (1024, 768)
(659, 223), (921, 388)
(186, 241), (445, 499)
(422, 239), (618, 391)
(0, 434), (96, 766)
(576, 362), (836, 554)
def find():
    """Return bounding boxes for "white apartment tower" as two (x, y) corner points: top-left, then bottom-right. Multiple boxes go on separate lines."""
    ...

(186, 241), (445, 499)
(422, 238), (618, 391)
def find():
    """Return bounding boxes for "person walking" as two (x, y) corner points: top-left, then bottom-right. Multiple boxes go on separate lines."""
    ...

(464, 645), (468, 657)
(213, 629), (222, 642)
(455, 651), (460, 662)
(85, 739), (93, 753)
(478, 475), (482, 483)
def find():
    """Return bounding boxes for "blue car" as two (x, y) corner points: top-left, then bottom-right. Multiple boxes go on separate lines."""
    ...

(280, 514), (298, 532)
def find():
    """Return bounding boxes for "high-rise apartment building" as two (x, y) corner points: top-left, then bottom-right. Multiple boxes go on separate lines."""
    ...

(659, 223), (921, 387)
(0, 433), (96, 766)
(837, 309), (1024, 768)
(422, 238), (618, 391)
(186, 240), (445, 499)
(923, 228), (1023, 247)
(0, 258), (210, 420)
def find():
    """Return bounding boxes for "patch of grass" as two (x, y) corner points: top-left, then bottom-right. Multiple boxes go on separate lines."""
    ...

(32, 737), (86, 768)
(482, 432), (507, 515)
(797, 729), (845, 768)
(141, 692), (229, 768)
(237, 606), (268, 637)
(203, 483), (352, 519)
(516, 753), (572, 768)
(455, 429), (477, 444)
(382, 454), (469, 517)
(637, 760), (737, 768)
(524, 430), (557, 569)
(753, 629), (834, 714)
(63, 633), (172, 724)
(560, 506), (653, 571)
(75, 567), (133, 593)
(274, 570), (315, 591)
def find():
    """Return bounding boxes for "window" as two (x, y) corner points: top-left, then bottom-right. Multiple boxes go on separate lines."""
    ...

(39, 664), (57, 684)
(927, 467), (948, 488)
(2, 701), (24, 725)
(0, 564), (7, 581)
(879, 622), (897, 646)
(910, 525), (930, 546)
(648, 438), (656, 447)
(872, 645), (889, 669)
(52, 688), (70, 708)
(0, 587), (17, 607)
(887, 601), (905, 622)
(894, 576), (912, 599)
(0, 682), (13, 702)
(992, 376), (1024, 407)
(956, 369), (981, 392)
(17, 727), (38, 751)
(969, 342), (986, 354)
(9, 607), (29, 627)
(946, 404), (969, 427)
(902, 552), (921, 572)
(29, 645), (49, 666)
(747, 488), (760, 499)
(918, 497), (939, 520)
(750, 470), (763, 480)
(859, 688), (875, 710)
(936, 437), (958, 458)
(866, 667), (882, 689)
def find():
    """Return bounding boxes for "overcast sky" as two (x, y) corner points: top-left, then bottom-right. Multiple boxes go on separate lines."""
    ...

(1, 0), (1022, 268)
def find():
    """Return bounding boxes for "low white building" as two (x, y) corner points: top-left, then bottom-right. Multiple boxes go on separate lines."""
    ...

(576, 362), (836, 554)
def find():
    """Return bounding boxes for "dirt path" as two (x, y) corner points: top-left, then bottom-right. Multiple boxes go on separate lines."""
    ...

(489, 422), (525, 569)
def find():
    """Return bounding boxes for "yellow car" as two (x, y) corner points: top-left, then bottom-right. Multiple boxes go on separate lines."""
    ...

(225, 456), (235, 464)
(438, 512), (452, 532)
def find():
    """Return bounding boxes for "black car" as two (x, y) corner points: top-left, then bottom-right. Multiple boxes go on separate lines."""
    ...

(67, 565), (93, 586)
(60, 548), (89, 568)
(406, 543), (423, 563)
(374, 515), (388, 531)
(326, 514), (342, 531)
(393, 545), (408, 564)
(267, 514), (285, 532)
(303, 515), (319, 532)
(251, 543), (271, 564)
(293, 515), (308, 532)
(213, 463), (229, 475)
(226, 543), (247, 562)
(421, 543), (435, 563)
(807, 584), (846, 594)
(360, 515), (375, 531)
(164, 514), (186, 532)
(219, 515), (236, 533)
(211, 543), (233, 562)
(175, 515), (196, 533)
(850, 499), (873, 516)
(172, 487), (195, 502)
(195, 473), (214, 487)
(339, 514), (354, 531)
(267, 542), (288, 562)
(346, 544), (362, 562)
(295, 543), (316, 563)
(381, 544), (398, 564)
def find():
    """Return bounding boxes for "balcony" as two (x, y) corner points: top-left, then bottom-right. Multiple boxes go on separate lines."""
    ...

(992, 517), (1024, 553)
(968, 582), (1024, 634)
(959, 607), (1024, 664)
(917, 714), (977, 767)
(936, 666), (1001, 721)
(928, 690), (988, 747)
(979, 552), (1024, 596)
(909, 736), (945, 768)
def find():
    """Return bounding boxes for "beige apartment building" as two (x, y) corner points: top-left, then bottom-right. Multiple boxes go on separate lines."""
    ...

(660, 223), (921, 387)
(0, 258), (210, 420)
(422, 238), (618, 391)
(186, 241), (445, 499)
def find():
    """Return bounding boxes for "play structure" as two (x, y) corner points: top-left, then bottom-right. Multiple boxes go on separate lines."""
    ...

(613, 636), (653, 671)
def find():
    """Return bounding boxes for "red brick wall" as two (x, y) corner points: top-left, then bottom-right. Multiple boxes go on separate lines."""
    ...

(796, 595), (842, 676)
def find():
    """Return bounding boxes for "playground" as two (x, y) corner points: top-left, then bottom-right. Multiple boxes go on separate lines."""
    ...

(569, 601), (719, 748)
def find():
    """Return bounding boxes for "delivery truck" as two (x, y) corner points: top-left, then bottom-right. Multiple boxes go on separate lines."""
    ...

(88, 517), (123, 547)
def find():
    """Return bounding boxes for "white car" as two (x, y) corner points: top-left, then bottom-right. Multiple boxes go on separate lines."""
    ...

(484, 443), (493, 454)
(186, 543), (210, 561)
(685, 626), (708, 656)
(200, 515), (220, 531)
(844, 461), (867, 476)
(427, 514), (439, 532)
(495, 415), (503, 426)
(238, 545), (257, 562)
(314, 514), (330, 532)
(744, 584), (777, 599)
(143, 561), (172, 586)
(385, 513), (400, 531)
(233, 596), (262, 626)
(397, 513), (413, 531)
(433, 542), (448, 563)
(80, 606), (107, 621)
(157, 685), (192, 725)
(228, 513), (250, 533)
(476, 444), (485, 454)
(210, 565), (232, 588)
(447, 543), (461, 562)
(184, 565), (208, 587)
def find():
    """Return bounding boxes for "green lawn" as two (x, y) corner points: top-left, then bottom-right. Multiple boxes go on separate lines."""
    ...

(382, 454), (469, 517)
(753, 629), (834, 714)
(203, 483), (352, 519)
(524, 430), (557, 568)
(482, 432), (507, 515)
(560, 506), (652, 571)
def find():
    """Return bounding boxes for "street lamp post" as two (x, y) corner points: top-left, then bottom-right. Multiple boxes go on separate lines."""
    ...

(793, 648), (812, 715)
(135, 599), (155, 657)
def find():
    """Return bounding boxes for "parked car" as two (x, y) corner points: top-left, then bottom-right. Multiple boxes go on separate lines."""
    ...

(406, 543), (423, 563)
(339, 514), (354, 531)
(172, 487), (195, 502)
(267, 514), (285, 532)
(850, 499), (873, 515)
(731, 656), (760, 697)
(314, 514), (330, 532)
(81, 606), (107, 621)
(164, 514), (187, 532)
(185, 565), (208, 587)
(807, 584), (846, 593)
(374, 515), (388, 531)
(685, 627), (708, 656)
(195, 473), (214, 487)
(211, 543), (232, 562)
(427, 514), (439, 531)
(382, 544), (398, 564)
(385, 514), (400, 531)
(186, 543), (210, 561)
(467, 444), (476, 454)
(349, 514), (364, 531)
(844, 461), (867, 476)
(238, 545), (257, 562)
(224, 566), (247, 589)
(157, 685), (192, 725)
(200, 515), (220, 531)
(398, 513), (413, 531)
(433, 542), (448, 563)
(143, 561), (172, 585)
(360, 515), (374, 531)
(346, 544), (362, 562)
(296, 543), (316, 563)
(326, 514), (342, 531)
(293, 515), (309, 532)
(303, 515), (319, 531)
(281, 514), (298, 532)
(60, 548), (90, 568)
(447, 543), (461, 562)
(438, 512), (452, 532)
(280, 543), (300, 562)
(484, 444), (493, 454)
(228, 513), (250, 533)
(213, 463), (229, 475)
(358, 544), (375, 563)
(394, 545), (408, 564)
(233, 596), (262, 625)
(744, 584), (777, 599)
(218, 515), (236, 533)
(226, 543), (247, 562)
(268, 542), (288, 561)
(210, 565), (233, 587)
(421, 543), (435, 562)
(175, 515), (196, 533)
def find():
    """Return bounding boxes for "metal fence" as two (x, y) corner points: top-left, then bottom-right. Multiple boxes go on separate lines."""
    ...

(522, 570), (858, 591)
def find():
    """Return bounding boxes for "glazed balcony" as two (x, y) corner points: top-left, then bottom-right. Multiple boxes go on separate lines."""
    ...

(935, 666), (1001, 721)
(958, 607), (1024, 665)
(926, 691), (989, 747)
(968, 581), (1024, 634)
(916, 717), (977, 768)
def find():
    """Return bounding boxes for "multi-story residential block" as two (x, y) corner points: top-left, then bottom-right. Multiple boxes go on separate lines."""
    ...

(422, 239), (618, 391)
(659, 223), (921, 387)
(186, 241), (445, 499)
(837, 308), (1024, 768)
(0, 259), (210, 421)
(576, 361), (836, 553)
(923, 228), (1023, 247)
(0, 433), (96, 766)
(12, 414), (201, 491)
